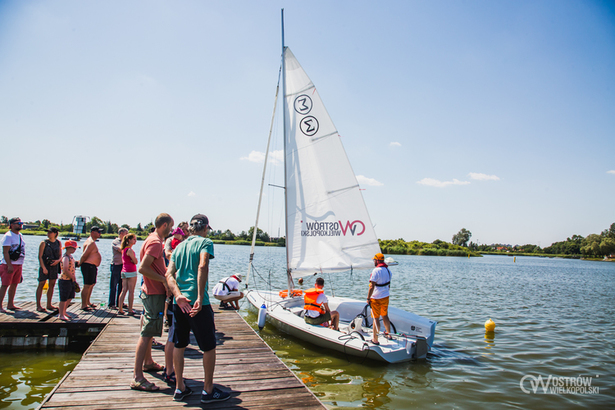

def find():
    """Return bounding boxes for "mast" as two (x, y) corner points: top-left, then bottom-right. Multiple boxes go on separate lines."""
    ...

(281, 9), (293, 292)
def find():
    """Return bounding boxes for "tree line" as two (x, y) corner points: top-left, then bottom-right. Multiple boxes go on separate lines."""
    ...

(381, 224), (615, 259)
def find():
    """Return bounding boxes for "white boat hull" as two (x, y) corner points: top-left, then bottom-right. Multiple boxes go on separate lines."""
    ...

(246, 290), (437, 363)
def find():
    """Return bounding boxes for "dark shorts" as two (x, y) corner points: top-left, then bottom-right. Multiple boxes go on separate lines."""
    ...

(58, 279), (75, 302)
(304, 311), (332, 326)
(173, 304), (216, 352)
(38, 265), (59, 282)
(80, 263), (98, 285)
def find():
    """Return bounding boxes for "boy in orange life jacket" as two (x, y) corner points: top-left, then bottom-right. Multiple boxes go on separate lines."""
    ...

(303, 277), (339, 331)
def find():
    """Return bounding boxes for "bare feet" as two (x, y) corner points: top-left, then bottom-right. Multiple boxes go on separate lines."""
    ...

(37, 307), (48, 312)
(7, 305), (20, 310)
(59, 315), (70, 321)
(47, 305), (59, 311)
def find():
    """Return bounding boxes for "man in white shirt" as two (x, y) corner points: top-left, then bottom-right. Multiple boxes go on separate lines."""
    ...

(212, 274), (244, 310)
(0, 217), (26, 311)
(367, 253), (392, 345)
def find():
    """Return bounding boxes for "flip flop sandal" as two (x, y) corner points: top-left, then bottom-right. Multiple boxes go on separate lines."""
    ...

(81, 307), (92, 312)
(142, 362), (164, 372)
(130, 379), (160, 391)
(384, 333), (393, 340)
(370, 340), (380, 345)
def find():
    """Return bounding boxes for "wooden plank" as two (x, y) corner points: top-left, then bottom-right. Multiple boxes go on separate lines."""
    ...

(40, 304), (326, 409)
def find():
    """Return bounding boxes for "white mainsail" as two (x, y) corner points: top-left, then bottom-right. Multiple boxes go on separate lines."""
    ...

(283, 47), (381, 276)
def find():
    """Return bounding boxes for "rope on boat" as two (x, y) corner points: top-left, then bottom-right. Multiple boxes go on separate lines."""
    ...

(338, 332), (370, 364)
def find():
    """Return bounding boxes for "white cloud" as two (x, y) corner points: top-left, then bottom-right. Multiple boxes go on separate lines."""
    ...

(417, 178), (470, 188)
(240, 150), (283, 165)
(357, 175), (384, 186)
(469, 172), (500, 181)
(608, 170), (615, 175)
(187, 191), (196, 197)
(241, 150), (266, 163)
(390, 142), (402, 147)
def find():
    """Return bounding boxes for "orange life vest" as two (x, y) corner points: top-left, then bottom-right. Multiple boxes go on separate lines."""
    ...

(279, 289), (303, 298)
(303, 288), (326, 315)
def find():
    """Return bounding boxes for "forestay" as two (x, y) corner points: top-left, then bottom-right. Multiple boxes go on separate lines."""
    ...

(283, 48), (380, 276)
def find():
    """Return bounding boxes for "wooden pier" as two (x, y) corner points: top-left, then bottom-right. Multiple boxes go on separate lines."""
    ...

(38, 305), (327, 409)
(0, 301), (116, 349)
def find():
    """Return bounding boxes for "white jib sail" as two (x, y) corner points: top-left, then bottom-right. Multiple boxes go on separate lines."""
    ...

(283, 47), (381, 277)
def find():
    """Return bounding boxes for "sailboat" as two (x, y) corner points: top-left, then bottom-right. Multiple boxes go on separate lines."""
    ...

(245, 11), (436, 363)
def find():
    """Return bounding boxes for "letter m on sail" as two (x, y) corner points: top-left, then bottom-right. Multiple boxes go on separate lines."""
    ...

(339, 220), (365, 236)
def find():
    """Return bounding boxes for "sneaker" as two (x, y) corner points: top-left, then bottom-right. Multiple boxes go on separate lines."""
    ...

(219, 301), (229, 309)
(201, 387), (230, 403)
(173, 386), (193, 401)
(163, 371), (176, 385)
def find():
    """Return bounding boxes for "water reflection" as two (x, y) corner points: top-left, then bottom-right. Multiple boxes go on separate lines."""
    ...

(0, 351), (80, 410)
(484, 331), (496, 352)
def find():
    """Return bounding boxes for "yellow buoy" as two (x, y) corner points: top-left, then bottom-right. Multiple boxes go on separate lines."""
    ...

(43, 280), (49, 291)
(485, 318), (496, 332)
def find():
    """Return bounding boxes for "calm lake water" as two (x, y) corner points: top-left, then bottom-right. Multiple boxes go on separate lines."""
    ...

(2, 236), (614, 409)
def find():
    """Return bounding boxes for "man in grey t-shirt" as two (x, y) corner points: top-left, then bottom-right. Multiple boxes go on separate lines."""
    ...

(109, 228), (128, 308)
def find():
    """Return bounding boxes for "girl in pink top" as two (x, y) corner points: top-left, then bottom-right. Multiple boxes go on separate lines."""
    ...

(118, 233), (138, 315)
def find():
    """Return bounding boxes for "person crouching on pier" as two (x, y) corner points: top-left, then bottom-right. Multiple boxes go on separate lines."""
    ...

(58, 241), (78, 321)
(212, 274), (244, 310)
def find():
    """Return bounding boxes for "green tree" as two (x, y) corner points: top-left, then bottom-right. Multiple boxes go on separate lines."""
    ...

(600, 238), (615, 256)
(581, 234), (602, 256)
(248, 227), (270, 242)
(0, 216), (7, 225)
(452, 228), (472, 247)
(602, 223), (615, 239)
(41, 219), (51, 229)
(85, 216), (105, 233)
(136, 223), (143, 232)
(222, 229), (235, 241)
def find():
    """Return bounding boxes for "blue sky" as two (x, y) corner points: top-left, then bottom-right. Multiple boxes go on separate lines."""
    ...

(0, 0), (613, 247)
